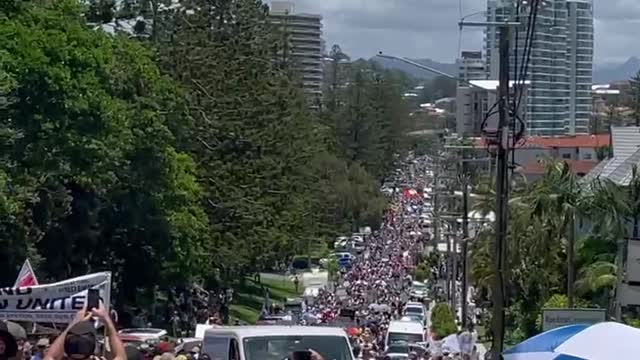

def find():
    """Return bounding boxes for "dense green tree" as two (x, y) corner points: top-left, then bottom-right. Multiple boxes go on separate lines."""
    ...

(157, 0), (339, 277)
(469, 157), (640, 338)
(0, 0), (414, 320)
(324, 58), (411, 180)
(0, 1), (208, 303)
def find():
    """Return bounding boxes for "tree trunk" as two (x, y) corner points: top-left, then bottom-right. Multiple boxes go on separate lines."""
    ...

(615, 240), (624, 321)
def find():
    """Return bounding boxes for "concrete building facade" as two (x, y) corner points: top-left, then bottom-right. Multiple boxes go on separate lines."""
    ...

(269, 1), (324, 99)
(456, 80), (528, 137)
(458, 51), (487, 83)
(485, 0), (594, 136)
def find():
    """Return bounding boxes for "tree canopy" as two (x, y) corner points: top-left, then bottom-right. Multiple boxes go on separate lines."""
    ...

(0, 0), (413, 313)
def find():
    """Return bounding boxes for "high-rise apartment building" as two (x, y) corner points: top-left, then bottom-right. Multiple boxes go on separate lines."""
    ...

(269, 1), (324, 99)
(458, 51), (487, 83)
(485, 0), (593, 136)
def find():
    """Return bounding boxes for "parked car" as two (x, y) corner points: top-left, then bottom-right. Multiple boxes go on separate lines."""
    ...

(409, 281), (430, 301)
(402, 302), (428, 322)
(118, 328), (168, 345)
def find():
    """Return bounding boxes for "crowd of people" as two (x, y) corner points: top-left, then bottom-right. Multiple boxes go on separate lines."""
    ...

(295, 155), (443, 359)
(0, 154), (479, 360)
(293, 154), (482, 360)
(0, 306), (205, 360)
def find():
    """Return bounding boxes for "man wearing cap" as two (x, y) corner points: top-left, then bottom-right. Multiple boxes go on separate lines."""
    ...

(44, 304), (126, 360)
(31, 339), (49, 360)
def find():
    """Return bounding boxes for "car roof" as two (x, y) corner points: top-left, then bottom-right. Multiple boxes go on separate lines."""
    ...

(204, 326), (348, 338)
(180, 338), (202, 343)
(404, 302), (425, 307)
(387, 321), (424, 333)
(119, 328), (166, 334)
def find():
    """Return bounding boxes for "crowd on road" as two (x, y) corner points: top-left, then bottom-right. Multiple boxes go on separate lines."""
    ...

(290, 154), (479, 359)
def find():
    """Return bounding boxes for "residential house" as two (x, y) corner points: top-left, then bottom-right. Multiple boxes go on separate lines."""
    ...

(473, 134), (610, 181)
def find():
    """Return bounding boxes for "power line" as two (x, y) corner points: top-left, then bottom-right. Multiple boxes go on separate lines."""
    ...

(514, 0), (541, 116)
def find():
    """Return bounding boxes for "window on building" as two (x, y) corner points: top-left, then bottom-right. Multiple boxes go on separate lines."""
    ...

(584, 153), (592, 160)
(562, 153), (571, 159)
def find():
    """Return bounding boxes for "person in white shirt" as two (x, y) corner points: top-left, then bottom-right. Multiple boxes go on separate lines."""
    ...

(458, 324), (475, 360)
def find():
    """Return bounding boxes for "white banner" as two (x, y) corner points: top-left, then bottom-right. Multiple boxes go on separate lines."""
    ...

(0, 272), (111, 322)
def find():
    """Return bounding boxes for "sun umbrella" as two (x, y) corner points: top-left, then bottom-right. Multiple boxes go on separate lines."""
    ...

(3, 321), (27, 340)
(503, 322), (640, 360)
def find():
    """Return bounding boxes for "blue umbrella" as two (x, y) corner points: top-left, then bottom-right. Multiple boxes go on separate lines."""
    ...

(503, 324), (590, 360)
(504, 322), (640, 360)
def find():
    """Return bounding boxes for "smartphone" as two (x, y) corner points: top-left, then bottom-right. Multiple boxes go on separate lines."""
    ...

(291, 351), (311, 360)
(87, 288), (100, 311)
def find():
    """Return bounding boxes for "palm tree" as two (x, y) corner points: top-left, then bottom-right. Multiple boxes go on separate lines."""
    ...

(523, 160), (582, 306)
(581, 178), (630, 239)
(575, 261), (617, 312)
(470, 229), (495, 293)
(575, 261), (617, 294)
(581, 177), (631, 319)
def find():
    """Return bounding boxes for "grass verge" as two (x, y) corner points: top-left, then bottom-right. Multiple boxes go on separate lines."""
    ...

(229, 276), (300, 324)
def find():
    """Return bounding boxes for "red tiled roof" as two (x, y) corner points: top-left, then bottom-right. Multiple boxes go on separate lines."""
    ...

(475, 134), (610, 149)
(517, 160), (599, 176)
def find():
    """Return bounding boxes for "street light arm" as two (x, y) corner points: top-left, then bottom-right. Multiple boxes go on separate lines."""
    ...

(376, 54), (459, 81)
(375, 53), (489, 91)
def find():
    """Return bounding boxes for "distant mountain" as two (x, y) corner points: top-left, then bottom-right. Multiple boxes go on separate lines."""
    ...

(371, 57), (458, 80)
(593, 57), (640, 84)
(374, 55), (640, 85)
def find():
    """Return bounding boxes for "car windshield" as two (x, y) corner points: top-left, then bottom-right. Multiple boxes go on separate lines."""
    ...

(402, 315), (423, 322)
(404, 307), (423, 314)
(388, 333), (423, 344)
(385, 344), (409, 354)
(243, 335), (352, 360)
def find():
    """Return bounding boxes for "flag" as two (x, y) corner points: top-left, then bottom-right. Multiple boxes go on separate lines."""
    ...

(14, 259), (38, 287)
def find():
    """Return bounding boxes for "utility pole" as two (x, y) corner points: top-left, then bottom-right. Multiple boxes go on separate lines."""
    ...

(461, 170), (470, 328)
(491, 24), (512, 359)
(459, 19), (519, 359)
(451, 233), (458, 312)
(446, 232), (452, 303)
(434, 152), (441, 248)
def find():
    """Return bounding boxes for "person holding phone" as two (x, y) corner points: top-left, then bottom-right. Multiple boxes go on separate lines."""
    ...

(44, 302), (126, 360)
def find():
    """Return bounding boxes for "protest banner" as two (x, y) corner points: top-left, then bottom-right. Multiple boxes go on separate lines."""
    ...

(0, 272), (111, 322)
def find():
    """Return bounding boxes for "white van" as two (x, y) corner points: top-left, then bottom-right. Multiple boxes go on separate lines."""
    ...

(201, 326), (355, 360)
(385, 320), (426, 349)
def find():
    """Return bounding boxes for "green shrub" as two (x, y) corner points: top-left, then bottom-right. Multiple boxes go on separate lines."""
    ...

(414, 263), (429, 282)
(430, 303), (457, 339)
